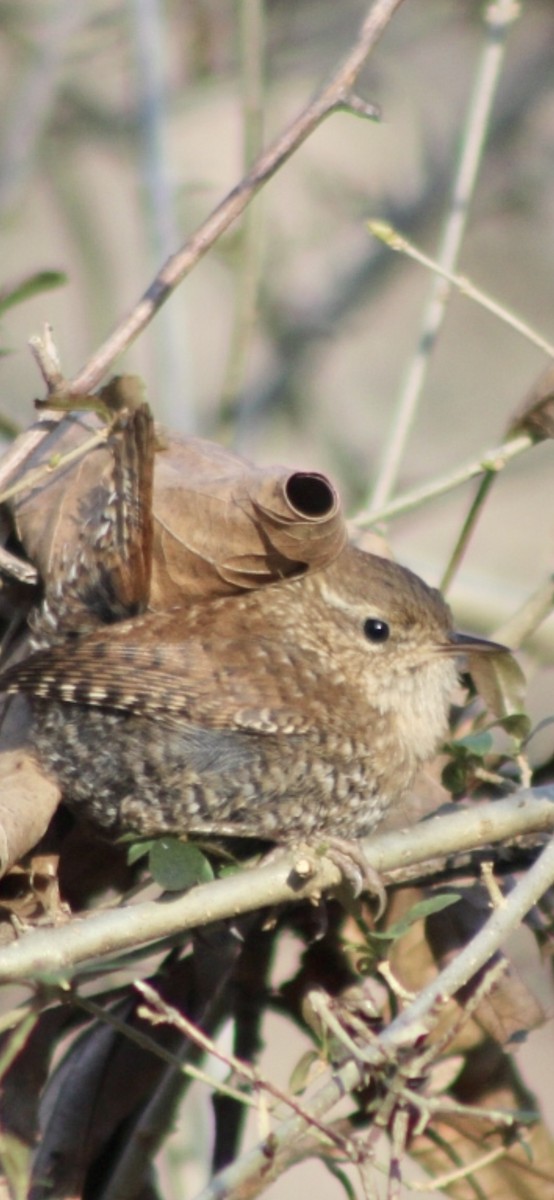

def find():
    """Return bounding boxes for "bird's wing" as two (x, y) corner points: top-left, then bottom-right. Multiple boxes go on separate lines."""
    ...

(0, 627), (315, 736)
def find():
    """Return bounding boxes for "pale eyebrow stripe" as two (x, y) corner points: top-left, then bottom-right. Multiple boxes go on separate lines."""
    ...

(317, 578), (384, 621)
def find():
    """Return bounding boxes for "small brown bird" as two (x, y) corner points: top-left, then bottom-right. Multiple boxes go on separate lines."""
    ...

(0, 544), (502, 844)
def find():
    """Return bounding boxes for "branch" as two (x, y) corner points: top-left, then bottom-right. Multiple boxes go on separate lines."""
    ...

(368, 220), (554, 360)
(193, 829), (554, 1200)
(0, 0), (402, 502)
(355, 431), (532, 525)
(0, 789), (552, 983)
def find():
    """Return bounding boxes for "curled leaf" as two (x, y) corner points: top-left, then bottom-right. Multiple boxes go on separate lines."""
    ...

(150, 434), (347, 602)
(492, 712), (532, 741)
(5, 388), (347, 614)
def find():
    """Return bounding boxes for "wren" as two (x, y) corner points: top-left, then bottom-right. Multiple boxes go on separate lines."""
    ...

(0, 544), (500, 843)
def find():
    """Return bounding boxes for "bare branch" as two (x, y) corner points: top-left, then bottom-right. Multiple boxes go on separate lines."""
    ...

(0, 789), (551, 983)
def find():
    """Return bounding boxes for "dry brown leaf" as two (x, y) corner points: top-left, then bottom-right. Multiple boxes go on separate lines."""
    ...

(5, 382), (347, 614)
(150, 433), (346, 603)
(27, 956), (201, 1198)
(0, 1006), (75, 1151)
(412, 1103), (554, 1200)
(426, 885), (545, 1044)
(387, 888), (553, 1198)
(0, 745), (60, 880)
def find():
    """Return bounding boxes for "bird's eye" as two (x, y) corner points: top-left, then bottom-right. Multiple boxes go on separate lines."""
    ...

(363, 618), (390, 643)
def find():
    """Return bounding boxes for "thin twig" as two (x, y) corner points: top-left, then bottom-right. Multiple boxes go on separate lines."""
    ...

(443, 358), (554, 591)
(368, 221), (554, 359)
(72, 992), (254, 1108)
(28, 324), (65, 393)
(368, 0), (521, 513)
(0, 545), (38, 585)
(131, 0), (192, 424)
(387, 834), (554, 1050)
(96, 926), (256, 1200)
(0, 426), (110, 509)
(493, 574), (554, 648)
(193, 834), (554, 1200)
(410, 1145), (507, 1191)
(355, 431), (532, 525)
(138, 982), (353, 1155)
(440, 470), (495, 592)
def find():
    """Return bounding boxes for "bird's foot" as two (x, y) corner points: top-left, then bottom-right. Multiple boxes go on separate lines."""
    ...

(289, 836), (387, 918)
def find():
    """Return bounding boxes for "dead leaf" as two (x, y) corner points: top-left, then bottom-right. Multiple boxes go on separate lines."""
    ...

(150, 433), (346, 603)
(0, 740), (60, 880)
(426, 885), (545, 1044)
(5, 383), (347, 615)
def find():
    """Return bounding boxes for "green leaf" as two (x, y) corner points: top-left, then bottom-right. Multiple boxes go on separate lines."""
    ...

(0, 1129), (33, 1200)
(451, 731), (493, 757)
(371, 893), (461, 941)
(442, 758), (470, 797)
(0, 270), (67, 317)
(148, 839), (214, 891)
(491, 712), (532, 741)
(321, 1158), (357, 1200)
(126, 839), (156, 865)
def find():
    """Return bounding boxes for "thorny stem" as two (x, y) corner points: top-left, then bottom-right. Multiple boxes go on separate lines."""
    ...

(368, 0), (521, 513)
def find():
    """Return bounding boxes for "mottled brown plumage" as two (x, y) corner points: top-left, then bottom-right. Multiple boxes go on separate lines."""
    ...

(0, 544), (479, 843)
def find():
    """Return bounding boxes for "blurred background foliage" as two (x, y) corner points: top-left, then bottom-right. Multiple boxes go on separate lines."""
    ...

(0, 0), (553, 701)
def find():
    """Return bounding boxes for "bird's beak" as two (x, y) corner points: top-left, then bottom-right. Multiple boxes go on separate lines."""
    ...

(438, 631), (510, 656)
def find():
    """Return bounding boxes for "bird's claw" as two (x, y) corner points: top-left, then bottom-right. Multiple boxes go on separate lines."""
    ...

(319, 836), (387, 918)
